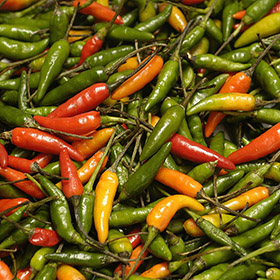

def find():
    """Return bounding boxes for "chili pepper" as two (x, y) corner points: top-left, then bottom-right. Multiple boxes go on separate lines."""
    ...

(38, 175), (88, 247)
(169, 133), (235, 170)
(191, 263), (228, 280)
(30, 246), (56, 275)
(187, 161), (217, 184)
(184, 213), (233, 237)
(117, 142), (171, 201)
(266, 268), (280, 279)
(0, 205), (49, 249)
(26, 227), (60, 247)
(0, 260), (12, 280)
(187, 114), (208, 146)
(56, 264), (86, 280)
(187, 92), (256, 116)
(227, 189), (280, 235)
(94, 169), (119, 244)
(33, 40), (70, 103)
(5, 127), (84, 162)
(186, 215), (278, 277)
(118, 57), (138, 72)
(0, 204), (28, 242)
(0, 182), (29, 199)
(227, 123), (280, 164)
(220, 263), (266, 280)
(233, 10), (246, 20)
(127, 227), (141, 249)
(189, 53), (251, 72)
(135, 4), (172, 33)
(49, 2), (70, 45)
(0, 197), (29, 216)
(109, 199), (163, 228)
(46, 250), (117, 268)
(134, 0), (156, 22)
(73, 0), (123, 24)
(0, 141), (7, 168)
(16, 266), (32, 280)
(222, 0), (239, 42)
(72, 128), (114, 159)
(111, 54), (164, 100)
(17, 70), (28, 111)
(0, 37), (49, 60)
(140, 262), (170, 278)
(235, 13), (280, 48)
(0, 166), (45, 198)
(107, 229), (133, 258)
(34, 261), (57, 280)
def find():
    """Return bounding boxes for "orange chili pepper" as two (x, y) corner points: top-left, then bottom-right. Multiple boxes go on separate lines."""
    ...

(0, 260), (13, 280)
(56, 264), (86, 280)
(147, 194), (205, 232)
(111, 54), (164, 100)
(68, 30), (92, 43)
(0, 0), (37, 11)
(158, 3), (187, 32)
(183, 213), (233, 237)
(210, 186), (270, 214)
(117, 57), (139, 72)
(233, 10), (246, 20)
(140, 262), (171, 278)
(94, 169), (119, 243)
(155, 166), (204, 198)
(114, 244), (149, 277)
(204, 72), (251, 137)
(150, 115), (160, 127)
(72, 128), (114, 159)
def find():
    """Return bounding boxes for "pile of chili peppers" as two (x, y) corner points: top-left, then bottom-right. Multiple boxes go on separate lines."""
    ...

(1, 0), (280, 279)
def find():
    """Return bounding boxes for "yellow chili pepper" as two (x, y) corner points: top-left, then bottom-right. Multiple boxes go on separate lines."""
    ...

(56, 264), (86, 280)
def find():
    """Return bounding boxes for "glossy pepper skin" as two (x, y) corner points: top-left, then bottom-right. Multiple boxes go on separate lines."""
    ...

(169, 134), (235, 170)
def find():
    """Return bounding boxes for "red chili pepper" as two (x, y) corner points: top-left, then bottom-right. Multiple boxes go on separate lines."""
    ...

(0, 0), (37, 11)
(121, 123), (128, 130)
(233, 10), (246, 20)
(169, 133), (235, 170)
(72, 0), (123, 24)
(8, 153), (53, 174)
(48, 83), (110, 118)
(0, 142), (8, 168)
(60, 148), (84, 199)
(0, 198), (29, 216)
(127, 227), (141, 249)
(0, 166), (45, 198)
(267, 2), (280, 15)
(227, 122), (280, 164)
(16, 267), (32, 280)
(9, 128), (84, 162)
(182, 0), (204, 5)
(34, 111), (101, 135)
(77, 35), (104, 66)
(29, 228), (61, 247)
(233, 23), (250, 31)
(0, 260), (13, 280)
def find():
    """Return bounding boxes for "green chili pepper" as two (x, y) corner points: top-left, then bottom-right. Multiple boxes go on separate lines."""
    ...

(227, 189), (280, 235)
(63, 57), (80, 68)
(0, 183), (29, 198)
(265, 162), (280, 182)
(0, 204), (28, 242)
(140, 106), (183, 161)
(0, 206), (49, 249)
(254, 59), (280, 99)
(70, 41), (85, 57)
(229, 162), (272, 193)
(187, 161), (217, 184)
(209, 131), (224, 156)
(203, 170), (245, 197)
(219, 263), (266, 280)
(25, 106), (56, 116)
(30, 246), (57, 274)
(222, 0), (239, 42)
(0, 67), (18, 82)
(0, 37), (49, 60)
(107, 229), (133, 258)
(34, 39), (70, 103)
(182, 61), (195, 90)
(187, 114), (208, 147)
(33, 262), (57, 280)
(190, 54), (251, 72)
(49, 3), (70, 44)
(2, 17), (50, 29)
(18, 70), (29, 110)
(0, 24), (42, 42)
(134, 0), (156, 22)
(18, 243), (39, 271)
(0, 71), (40, 90)
(187, 215), (278, 276)
(221, 48), (253, 63)
(135, 4), (172, 33)
(38, 175), (89, 248)
(166, 218), (185, 234)
(45, 251), (117, 268)
(109, 199), (163, 228)
(141, 225), (172, 261)
(2, 90), (19, 106)
(191, 263), (229, 280)
(127, 91), (142, 128)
